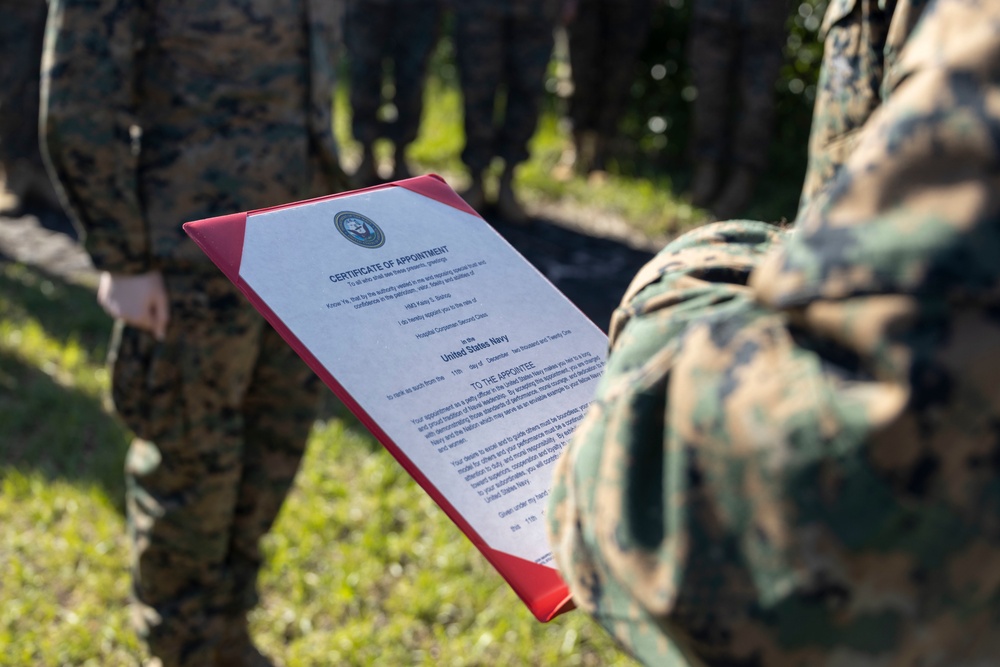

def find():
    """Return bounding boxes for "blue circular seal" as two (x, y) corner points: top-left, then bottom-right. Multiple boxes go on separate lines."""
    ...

(334, 211), (385, 249)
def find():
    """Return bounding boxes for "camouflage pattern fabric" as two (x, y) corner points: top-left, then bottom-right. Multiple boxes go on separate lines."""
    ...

(453, 1), (560, 173)
(344, 0), (442, 147)
(798, 0), (927, 214)
(0, 0), (59, 209)
(548, 1), (1000, 664)
(41, 1), (341, 664)
(114, 271), (321, 665)
(42, 0), (347, 275)
(566, 0), (653, 139)
(688, 0), (788, 169)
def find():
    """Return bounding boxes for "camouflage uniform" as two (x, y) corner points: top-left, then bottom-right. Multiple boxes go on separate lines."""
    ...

(41, 1), (346, 664)
(453, 0), (560, 174)
(548, 1), (1000, 665)
(797, 0), (924, 213)
(0, 0), (60, 212)
(344, 0), (441, 149)
(566, 0), (653, 165)
(687, 0), (788, 170)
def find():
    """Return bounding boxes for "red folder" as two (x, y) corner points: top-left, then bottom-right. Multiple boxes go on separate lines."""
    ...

(184, 174), (576, 622)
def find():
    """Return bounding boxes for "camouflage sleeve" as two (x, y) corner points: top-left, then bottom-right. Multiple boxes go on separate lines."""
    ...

(797, 0), (929, 214)
(548, 0), (1000, 664)
(546, 220), (794, 663)
(797, 0), (891, 213)
(40, 0), (151, 274)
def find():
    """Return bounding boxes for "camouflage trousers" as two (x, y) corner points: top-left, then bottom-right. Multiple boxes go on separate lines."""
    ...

(567, 0), (652, 138)
(344, 0), (442, 147)
(454, 4), (556, 173)
(111, 270), (321, 666)
(687, 0), (787, 168)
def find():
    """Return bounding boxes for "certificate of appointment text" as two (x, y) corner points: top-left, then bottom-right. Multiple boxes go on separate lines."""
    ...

(238, 185), (607, 565)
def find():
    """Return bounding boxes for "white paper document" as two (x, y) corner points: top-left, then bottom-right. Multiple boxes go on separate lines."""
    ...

(237, 184), (607, 564)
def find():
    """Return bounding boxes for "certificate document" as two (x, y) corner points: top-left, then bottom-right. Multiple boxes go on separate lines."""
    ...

(184, 175), (608, 621)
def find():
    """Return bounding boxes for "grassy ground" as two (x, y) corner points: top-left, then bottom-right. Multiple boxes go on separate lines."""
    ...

(0, 71), (807, 665)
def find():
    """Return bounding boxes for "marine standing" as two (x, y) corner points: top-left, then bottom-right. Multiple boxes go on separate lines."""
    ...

(41, 1), (348, 665)
(562, 0), (653, 177)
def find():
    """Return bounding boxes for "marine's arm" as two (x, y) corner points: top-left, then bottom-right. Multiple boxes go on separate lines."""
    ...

(40, 0), (149, 275)
(41, 0), (168, 338)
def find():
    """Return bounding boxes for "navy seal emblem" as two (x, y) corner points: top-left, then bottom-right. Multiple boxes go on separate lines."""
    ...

(334, 211), (385, 249)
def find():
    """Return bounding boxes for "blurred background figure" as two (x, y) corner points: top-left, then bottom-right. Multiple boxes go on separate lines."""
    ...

(344, 0), (443, 188)
(687, 0), (788, 220)
(558, 0), (653, 179)
(0, 0), (62, 218)
(454, 0), (565, 225)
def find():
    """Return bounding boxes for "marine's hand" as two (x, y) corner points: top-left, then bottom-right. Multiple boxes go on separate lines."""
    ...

(97, 271), (169, 341)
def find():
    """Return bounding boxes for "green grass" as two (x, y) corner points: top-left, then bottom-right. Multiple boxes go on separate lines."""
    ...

(0, 257), (636, 665)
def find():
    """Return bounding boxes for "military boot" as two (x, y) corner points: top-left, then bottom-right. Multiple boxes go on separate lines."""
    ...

(552, 140), (577, 181)
(391, 145), (412, 181)
(575, 129), (600, 175)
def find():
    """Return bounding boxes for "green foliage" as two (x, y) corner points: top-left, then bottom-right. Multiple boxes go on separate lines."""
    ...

(0, 471), (139, 666)
(518, 112), (704, 240)
(0, 263), (138, 665)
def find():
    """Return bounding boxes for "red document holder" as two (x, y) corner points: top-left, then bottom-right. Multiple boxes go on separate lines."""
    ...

(184, 174), (593, 622)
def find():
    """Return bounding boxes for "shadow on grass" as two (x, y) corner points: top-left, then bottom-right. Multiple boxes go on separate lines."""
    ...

(315, 391), (383, 450)
(0, 258), (110, 358)
(0, 349), (131, 511)
(0, 258), (131, 511)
